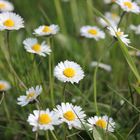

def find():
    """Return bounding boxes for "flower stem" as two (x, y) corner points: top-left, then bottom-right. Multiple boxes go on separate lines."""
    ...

(48, 38), (55, 107)
(62, 83), (67, 102)
(50, 131), (58, 140)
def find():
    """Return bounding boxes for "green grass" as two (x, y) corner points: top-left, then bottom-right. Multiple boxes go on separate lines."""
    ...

(0, 0), (140, 139)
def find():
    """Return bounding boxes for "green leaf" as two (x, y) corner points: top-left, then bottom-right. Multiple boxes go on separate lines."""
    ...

(92, 127), (103, 140)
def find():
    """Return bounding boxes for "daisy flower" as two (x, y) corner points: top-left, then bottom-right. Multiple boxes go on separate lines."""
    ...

(23, 38), (51, 57)
(129, 24), (140, 35)
(108, 26), (130, 46)
(0, 0), (14, 12)
(54, 102), (86, 129)
(90, 61), (112, 72)
(33, 24), (59, 36)
(0, 80), (11, 92)
(80, 26), (105, 40)
(87, 115), (115, 132)
(116, 0), (140, 13)
(54, 60), (84, 84)
(27, 109), (60, 131)
(0, 12), (24, 30)
(98, 12), (120, 27)
(17, 85), (42, 107)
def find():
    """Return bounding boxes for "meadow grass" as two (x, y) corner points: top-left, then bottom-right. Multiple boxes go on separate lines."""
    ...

(0, 0), (140, 140)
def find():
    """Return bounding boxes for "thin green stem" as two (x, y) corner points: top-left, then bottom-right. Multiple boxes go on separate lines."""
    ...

(50, 131), (58, 140)
(3, 94), (10, 121)
(62, 83), (67, 102)
(54, 0), (67, 34)
(0, 92), (5, 105)
(47, 38), (55, 107)
(35, 131), (38, 140)
(93, 40), (116, 115)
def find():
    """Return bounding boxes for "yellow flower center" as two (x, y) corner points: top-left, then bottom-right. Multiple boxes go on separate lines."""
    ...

(116, 31), (123, 36)
(96, 119), (107, 129)
(124, 1), (133, 9)
(26, 92), (35, 99)
(88, 29), (98, 35)
(42, 26), (52, 33)
(0, 83), (6, 91)
(63, 68), (75, 78)
(32, 43), (41, 52)
(4, 19), (15, 27)
(63, 111), (76, 121)
(0, 3), (5, 8)
(38, 114), (52, 125)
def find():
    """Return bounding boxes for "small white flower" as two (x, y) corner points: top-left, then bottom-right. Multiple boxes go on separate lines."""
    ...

(90, 61), (112, 72)
(0, 12), (24, 30)
(98, 12), (120, 27)
(17, 85), (42, 107)
(23, 38), (51, 57)
(129, 50), (140, 57)
(80, 26), (105, 40)
(27, 109), (60, 131)
(116, 0), (140, 13)
(0, 80), (11, 92)
(129, 24), (140, 35)
(108, 26), (130, 46)
(54, 60), (84, 84)
(0, 0), (14, 12)
(33, 24), (59, 36)
(54, 102), (86, 129)
(87, 115), (115, 132)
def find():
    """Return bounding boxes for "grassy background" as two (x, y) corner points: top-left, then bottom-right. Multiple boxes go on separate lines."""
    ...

(0, 0), (140, 139)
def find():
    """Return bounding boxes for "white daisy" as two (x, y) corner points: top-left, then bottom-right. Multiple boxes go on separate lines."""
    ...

(90, 61), (112, 72)
(0, 12), (24, 30)
(54, 102), (86, 129)
(87, 115), (115, 132)
(129, 24), (140, 35)
(27, 109), (60, 131)
(0, 0), (14, 12)
(0, 80), (11, 92)
(116, 0), (140, 13)
(108, 26), (130, 46)
(98, 12), (120, 27)
(17, 85), (42, 107)
(80, 26), (105, 40)
(23, 38), (51, 57)
(54, 60), (84, 84)
(33, 24), (59, 36)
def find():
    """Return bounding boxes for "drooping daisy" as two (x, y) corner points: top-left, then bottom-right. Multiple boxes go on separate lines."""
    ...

(27, 109), (60, 131)
(116, 0), (140, 13)
(17, 85), (42, 107)
(0, 12), (24, 30)
(23, 38), (51, 57)
(54, 60), (84, 84)
(129, 24), (140, 35)
(0, 0), (14, 12)
(0, 80), (11, 92)
(54, 102), (86, 129)
(108, 26), (130, 46)
(87, 115), (115, 132)
(80, 26), (105, 40)
(33, 24), (59, 36)
(90, 61), (112, 72)
(98, 12), (120, 27)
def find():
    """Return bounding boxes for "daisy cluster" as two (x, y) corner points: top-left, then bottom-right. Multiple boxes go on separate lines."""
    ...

(17, 85), (115, 132)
